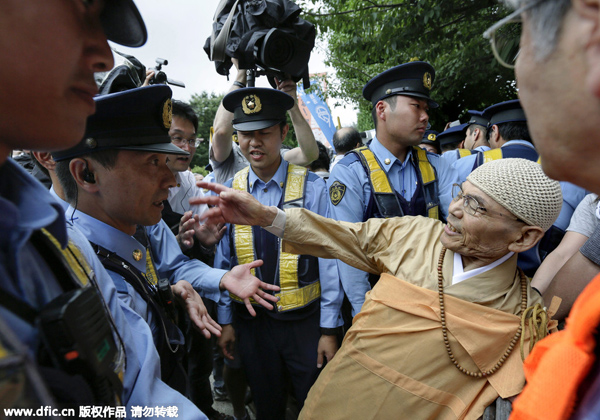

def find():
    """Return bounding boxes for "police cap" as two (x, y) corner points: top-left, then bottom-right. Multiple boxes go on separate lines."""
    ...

(438, 123), (468, 147)
(223, 87), (294, 132)
(483, 99), (527, 127)
(362, 61), (439, 108)
(52, 85), (187, 162)
(420, 130), (440, 153)
(102, 0), (148, 47)
(466, 110), (489, 127)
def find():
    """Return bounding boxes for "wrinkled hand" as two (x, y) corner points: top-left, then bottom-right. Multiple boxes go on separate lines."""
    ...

(190, 182), (276, 227)
(275, 77), (297, 101)
(194, 219), (227, 248)
(220, 260), (280, 316)
(175, 211), (196, 251)
(142, 69), (155, 87)
(218, 324), (236, 360)
(171, 280), (222, 339)
(317, 334), (339, 368)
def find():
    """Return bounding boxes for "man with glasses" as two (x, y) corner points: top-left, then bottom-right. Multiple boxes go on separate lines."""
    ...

(482, 0), (600, 418)
(192, 158), (561, 419)
(452, 99), (587, 277)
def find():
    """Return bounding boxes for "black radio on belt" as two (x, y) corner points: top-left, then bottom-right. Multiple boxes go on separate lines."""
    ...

(37, 286), (123, 405)
(156, 277), (177, 321)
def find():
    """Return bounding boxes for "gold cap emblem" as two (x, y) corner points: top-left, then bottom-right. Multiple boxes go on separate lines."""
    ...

(162, 99), (172, 129)
(423, 72), (432, 90)
(428, 133), (437, 141)
(242, 94), (262, 115)
(132, 249), (143, 261)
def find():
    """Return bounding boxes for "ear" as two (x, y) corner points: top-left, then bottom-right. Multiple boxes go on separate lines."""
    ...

(574, 0), (600, 97)
(375, 100), (387, 122)
(69, 158), (99, 193)
(31, 151), (56, 171)
(507, 225), (545, 253)
(281, 124), (290, 141)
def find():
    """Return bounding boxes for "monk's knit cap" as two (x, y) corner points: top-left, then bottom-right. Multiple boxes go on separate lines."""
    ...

(467, 158), (562, 232)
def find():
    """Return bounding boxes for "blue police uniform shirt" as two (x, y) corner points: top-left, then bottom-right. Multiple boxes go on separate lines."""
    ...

(440, 146), (490, 165)
(452, 140), (534, 183)
(326, 136), (458, 315)
(214, 159), (344, 328)
(68, 208), (227, 308)
(0, 160), (207, 418)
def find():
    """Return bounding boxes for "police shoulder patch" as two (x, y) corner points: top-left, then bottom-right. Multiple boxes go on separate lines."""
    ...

(329, 181), (346, 206)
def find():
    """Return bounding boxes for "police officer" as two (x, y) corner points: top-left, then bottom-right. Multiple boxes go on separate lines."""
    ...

(327, 61), (458, 316)
(441, 111), (491, 164)
(214, 87), (343, 420)
(419, 129), (441, 154)
(451, 99), (588, 275)
(439, 123), (469, 162)
(0, 1), (217, 417)
(463, 110), (491, 152)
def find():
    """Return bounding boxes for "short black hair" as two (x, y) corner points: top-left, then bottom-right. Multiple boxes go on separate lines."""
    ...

(489, 121), (532, 143)
(309, 142), (331, 172)
(55, 149), (120, 203)
(372, 96), (397, 129)
(172, 100), (198, 132)
(333, 127), (362, 154)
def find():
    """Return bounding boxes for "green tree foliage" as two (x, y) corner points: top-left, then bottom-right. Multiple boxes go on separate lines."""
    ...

(297, 0), (518, 131)
(189, 91), (223, 173)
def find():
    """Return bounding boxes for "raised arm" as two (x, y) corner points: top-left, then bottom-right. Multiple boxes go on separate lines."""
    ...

(212, 63), (247, 163)
(191, 181), (391, 274)
(276, 78), (319, 166)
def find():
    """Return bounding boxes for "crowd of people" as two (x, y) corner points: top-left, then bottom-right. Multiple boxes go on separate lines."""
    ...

(2, 1), (600, 420)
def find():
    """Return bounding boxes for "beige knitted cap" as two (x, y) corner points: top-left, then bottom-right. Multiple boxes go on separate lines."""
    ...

(466, 158), (562, 231)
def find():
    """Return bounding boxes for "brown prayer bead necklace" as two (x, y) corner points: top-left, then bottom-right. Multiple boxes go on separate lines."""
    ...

(437, 247), (528, 378)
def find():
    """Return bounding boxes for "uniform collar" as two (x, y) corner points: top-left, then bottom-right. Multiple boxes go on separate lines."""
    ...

(248, 158), (288, 192)
(371, 137), (412, 171)
(0, 159), (67, 246)
(67, 207), (147, 273)
(502, 139), (535, 149)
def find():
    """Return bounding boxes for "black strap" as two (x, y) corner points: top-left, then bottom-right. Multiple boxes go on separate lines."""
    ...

(0, 292), (38, 324)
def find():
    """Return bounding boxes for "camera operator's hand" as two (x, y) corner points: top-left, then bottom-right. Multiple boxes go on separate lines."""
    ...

(275, 77), (298, 101)
(142, 69), (155, 87)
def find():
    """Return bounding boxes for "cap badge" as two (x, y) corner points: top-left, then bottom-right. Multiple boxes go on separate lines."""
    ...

(428, 133), (437, 141)
(162, 99), (172, 129)
(242, 94), (262, 115)
(423, 72), (432, 90)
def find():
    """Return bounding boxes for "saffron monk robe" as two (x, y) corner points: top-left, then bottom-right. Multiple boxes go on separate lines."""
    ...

(191, 158), (562, 420)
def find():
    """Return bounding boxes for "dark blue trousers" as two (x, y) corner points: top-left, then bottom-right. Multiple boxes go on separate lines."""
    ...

(235, 309), (321, 420)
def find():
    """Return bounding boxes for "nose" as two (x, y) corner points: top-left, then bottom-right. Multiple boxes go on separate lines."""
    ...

(162, 161), (177, 189)
(448, 197), (464, 219)
(178, 141), (191, 152)
(83, 15), (114, 73)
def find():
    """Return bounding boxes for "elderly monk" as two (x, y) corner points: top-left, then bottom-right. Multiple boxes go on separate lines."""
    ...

(192, 158), (563, 420)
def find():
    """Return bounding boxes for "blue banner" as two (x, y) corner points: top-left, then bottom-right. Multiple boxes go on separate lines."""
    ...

(297, 80), (336, 151)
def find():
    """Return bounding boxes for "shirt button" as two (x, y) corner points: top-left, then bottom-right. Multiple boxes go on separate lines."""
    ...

(263, 188), (268, 193)
(384, 158), (391, 165)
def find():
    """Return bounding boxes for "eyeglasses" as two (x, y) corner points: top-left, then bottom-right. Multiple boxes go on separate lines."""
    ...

(483, 0), (544, 69)
(171, 136), (200, 148)
(451, 184), (520, 221)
